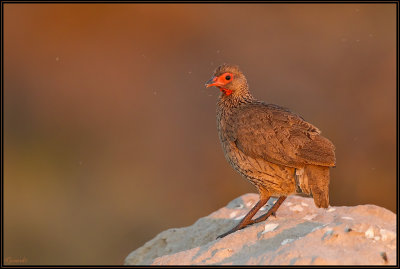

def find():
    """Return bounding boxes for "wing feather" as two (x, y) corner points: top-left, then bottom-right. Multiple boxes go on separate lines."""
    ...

(227, 103), (336, 168)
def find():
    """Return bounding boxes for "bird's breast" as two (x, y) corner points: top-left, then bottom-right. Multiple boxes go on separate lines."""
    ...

(216, 107), (297, 195)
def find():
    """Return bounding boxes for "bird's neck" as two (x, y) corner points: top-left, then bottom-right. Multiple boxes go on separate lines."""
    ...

(217, 86), (255, 109)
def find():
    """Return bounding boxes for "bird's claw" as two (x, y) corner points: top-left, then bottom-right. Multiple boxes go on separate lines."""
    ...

(217, 231), (233, 239)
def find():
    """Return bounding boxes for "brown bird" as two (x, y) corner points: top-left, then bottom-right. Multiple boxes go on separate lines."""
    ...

(205, 64), (336, 239)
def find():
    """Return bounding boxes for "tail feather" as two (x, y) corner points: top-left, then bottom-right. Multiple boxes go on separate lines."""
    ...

(305, 165), (330, 208)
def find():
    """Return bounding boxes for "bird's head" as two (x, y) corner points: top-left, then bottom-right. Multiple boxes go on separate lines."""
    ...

(205, 64), (249, 97)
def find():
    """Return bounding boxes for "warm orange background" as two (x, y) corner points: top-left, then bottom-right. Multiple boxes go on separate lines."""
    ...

(4, 3), (396, 265)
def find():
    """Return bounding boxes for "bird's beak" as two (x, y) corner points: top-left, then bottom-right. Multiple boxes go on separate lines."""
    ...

(205, 76), (221, 88)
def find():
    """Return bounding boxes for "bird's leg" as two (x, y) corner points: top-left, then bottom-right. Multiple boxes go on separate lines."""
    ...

(217, 197), (269, 239)
(250, 196), (287, 224)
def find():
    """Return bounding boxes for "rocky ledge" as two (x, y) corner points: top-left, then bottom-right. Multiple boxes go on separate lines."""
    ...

(125, 193), (396, 265)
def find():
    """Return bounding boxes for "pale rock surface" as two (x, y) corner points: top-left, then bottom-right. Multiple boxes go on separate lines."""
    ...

(125, 193), (396, 265)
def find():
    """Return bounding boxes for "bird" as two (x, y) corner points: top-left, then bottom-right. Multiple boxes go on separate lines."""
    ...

(205, 64), (336, 239)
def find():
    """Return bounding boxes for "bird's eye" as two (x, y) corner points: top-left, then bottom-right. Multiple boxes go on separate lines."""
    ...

(225, 75), (231, 80)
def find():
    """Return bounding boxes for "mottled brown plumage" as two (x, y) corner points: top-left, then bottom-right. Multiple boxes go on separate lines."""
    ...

(205, 64), (336, 238)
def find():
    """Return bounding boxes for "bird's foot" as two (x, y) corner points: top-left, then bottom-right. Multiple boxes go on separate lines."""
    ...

(216, 230), (234, 239)
(216, 222), (252, 239)
(217, 226), (240, 239)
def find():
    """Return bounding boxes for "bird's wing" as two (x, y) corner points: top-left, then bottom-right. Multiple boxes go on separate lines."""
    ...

(228, 103), (336, 168)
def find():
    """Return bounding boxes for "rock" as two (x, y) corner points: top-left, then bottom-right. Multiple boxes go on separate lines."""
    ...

(124, 193), (396, 265)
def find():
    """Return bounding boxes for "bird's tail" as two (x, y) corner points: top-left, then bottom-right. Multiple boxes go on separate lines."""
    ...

(305, 165), (330, 208)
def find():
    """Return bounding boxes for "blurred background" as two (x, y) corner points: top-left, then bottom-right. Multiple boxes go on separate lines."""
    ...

(4, 3), (396, 265)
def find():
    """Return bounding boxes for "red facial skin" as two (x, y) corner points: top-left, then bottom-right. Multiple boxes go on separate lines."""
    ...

(206, 72), (234, 96)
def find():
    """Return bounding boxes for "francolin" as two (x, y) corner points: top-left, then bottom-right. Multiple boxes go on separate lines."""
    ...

(205, 64), (336, 238)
